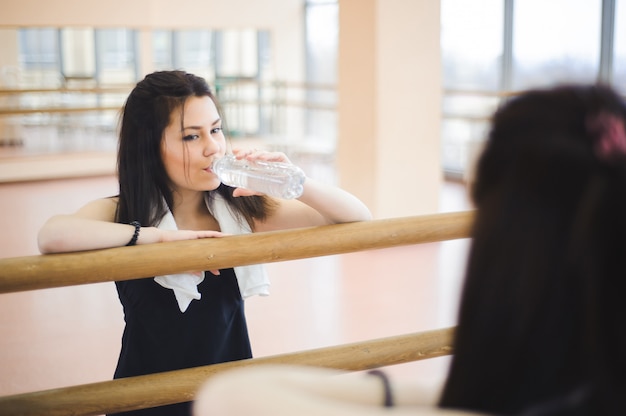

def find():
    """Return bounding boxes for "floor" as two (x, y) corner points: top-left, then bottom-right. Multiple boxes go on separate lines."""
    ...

(0, 152), (472, 403)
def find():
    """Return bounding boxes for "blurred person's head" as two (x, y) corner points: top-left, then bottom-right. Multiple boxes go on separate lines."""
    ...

(441, 84), (626, 415)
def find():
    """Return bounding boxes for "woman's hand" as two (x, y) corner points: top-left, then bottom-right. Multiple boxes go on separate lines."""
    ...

(157, 229), (225, 243)
(158, 229), (226, 276)
(232, 147), (293, 164)
(230, 148), (295, 197)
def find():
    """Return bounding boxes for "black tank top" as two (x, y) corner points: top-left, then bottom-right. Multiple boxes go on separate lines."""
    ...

(110, 268), (252, 416)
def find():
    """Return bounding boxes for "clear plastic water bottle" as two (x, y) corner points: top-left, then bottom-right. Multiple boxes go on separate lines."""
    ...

(212, 154), (306, 199)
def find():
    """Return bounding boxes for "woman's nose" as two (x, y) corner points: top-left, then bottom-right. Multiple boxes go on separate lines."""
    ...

(203, 136), (221, 157)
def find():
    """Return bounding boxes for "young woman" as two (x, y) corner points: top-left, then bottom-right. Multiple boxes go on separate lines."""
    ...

(37, 70), (371, 416)
(194, 84), (626, 416)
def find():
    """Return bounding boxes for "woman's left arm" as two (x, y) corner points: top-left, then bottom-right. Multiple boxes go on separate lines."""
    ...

(230, 148), (371, 231)
(256, 177), (372, 231)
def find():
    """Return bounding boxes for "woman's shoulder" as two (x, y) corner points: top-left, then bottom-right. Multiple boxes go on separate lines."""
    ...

(82, 196), (118, 209)
(74, 196), (119, 221)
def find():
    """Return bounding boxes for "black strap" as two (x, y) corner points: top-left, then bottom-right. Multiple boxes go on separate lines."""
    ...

(368, 369), (394, 407)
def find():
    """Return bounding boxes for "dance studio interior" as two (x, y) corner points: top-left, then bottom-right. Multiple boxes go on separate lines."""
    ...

(0, 0), (624, 414)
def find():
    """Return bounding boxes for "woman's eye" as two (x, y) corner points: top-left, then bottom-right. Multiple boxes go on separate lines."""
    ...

(183, 134), (200, 141)
(211, 127), (223, 135)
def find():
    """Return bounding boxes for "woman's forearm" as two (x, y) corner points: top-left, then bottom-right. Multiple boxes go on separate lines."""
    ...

(194, 366), (382, 416)
(37, 216), (153, 253)
(297, 178), (372, 224)
(193, 365), (457, 416)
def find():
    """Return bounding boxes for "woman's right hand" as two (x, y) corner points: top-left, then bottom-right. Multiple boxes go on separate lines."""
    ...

(157, 228), (225, 243)
(156, 230), (225, 276)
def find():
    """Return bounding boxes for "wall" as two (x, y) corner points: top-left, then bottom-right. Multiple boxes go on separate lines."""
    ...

(0, 0), (305, 82)
(338, 0), (442, 218)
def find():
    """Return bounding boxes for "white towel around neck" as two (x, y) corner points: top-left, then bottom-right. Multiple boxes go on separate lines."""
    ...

(154, 194), (270, 312)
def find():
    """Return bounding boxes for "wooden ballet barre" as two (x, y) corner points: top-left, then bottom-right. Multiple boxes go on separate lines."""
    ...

(0, 105), (123, 116)
(0, 211), (474, 294)
(0, 326), (454, 416)
(0, 86), (133, 95)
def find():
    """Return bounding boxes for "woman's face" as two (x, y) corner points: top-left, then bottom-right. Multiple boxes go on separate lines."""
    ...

(161, 95), (226, 194)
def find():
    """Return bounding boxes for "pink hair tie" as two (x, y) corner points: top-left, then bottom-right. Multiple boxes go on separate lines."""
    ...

(587, 112), (626, 160)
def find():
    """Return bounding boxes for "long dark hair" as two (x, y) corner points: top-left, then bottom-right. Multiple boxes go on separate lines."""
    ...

(115, 70), (274, 228)
(439, 85), (626, 415)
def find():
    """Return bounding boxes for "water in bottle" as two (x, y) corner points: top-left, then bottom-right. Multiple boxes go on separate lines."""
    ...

(212, 154), (306, 199)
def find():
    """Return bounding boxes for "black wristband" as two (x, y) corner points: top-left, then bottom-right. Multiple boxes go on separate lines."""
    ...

(368, 369), (393, 407)
(126, 221), (141, 246)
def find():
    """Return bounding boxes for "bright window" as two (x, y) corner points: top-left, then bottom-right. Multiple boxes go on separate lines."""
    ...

(614, 0), (626, 93)
(441, 0), (503, 175)
(512, 0), (602, 89)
